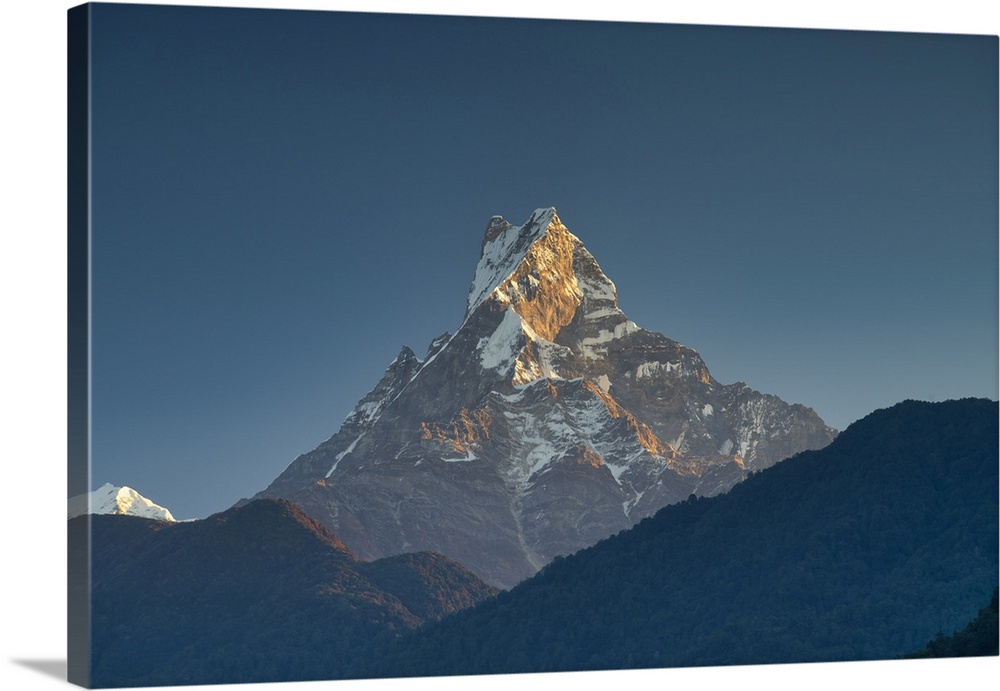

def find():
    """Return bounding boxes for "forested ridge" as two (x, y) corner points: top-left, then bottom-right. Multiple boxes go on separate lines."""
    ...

(83, 499), (498, 687)
(366, 398), (998, 675)
(905, 587), (998, 658)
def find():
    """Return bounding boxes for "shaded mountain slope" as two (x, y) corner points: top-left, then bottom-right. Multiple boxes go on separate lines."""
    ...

(85, 499), (497, 687)
(366, 398), (998, 675)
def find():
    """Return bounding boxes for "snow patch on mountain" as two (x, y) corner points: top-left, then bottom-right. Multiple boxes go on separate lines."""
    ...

(476, 306), (574, 386)
(492, 377), (673, 490)
(478, 308), (525, 372)
(603, 448), (651, 484)
(349, 399), (386, 428)
(443, 449), (478, 462)
(583, 306), (623, 321)
(529, 339), (571, 381)
(579, 319), (639, 358)
(577, 272), (617, 303)
(424, 332), (452, 360)
(327, 432), (365, 477)
(68, 483), (176, 521)
(636, 360), (680, 379)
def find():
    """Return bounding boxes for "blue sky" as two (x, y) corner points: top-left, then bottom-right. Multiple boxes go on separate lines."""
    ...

(84, 4), (997, 520)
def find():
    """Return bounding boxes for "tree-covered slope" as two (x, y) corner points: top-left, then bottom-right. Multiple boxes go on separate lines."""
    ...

(368, 398), (998, 675)
(84, 499), (498, 687)
(904, 587), (998, 659)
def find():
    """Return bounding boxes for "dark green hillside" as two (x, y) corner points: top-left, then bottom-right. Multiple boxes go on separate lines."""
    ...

(369, 398), (999, 676)
(904, 587), (998, 659)
(85, 499), (497, 687)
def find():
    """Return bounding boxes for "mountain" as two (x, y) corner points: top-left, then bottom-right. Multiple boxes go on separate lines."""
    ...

(83, 499), (497, 687)
(364, 398), (999, 675)
(253, 208), (837, 587)
(67, 482), (176, 521)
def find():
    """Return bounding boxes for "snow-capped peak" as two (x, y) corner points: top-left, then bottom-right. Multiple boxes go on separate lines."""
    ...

(68, 483), (176, 522)
(255, 207), (839, 589)
(466, 207), (558, 316)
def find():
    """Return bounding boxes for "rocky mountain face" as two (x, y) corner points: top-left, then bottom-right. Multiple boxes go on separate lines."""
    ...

(254, 208), (836, 588)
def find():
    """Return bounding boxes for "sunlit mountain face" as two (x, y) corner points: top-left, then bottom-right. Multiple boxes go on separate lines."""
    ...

(251, 208), (836, 588)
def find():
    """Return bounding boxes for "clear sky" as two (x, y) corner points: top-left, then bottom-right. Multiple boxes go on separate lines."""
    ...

(84, 3), (997, 520)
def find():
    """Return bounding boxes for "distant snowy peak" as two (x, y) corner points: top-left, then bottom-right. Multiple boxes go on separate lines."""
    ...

(68, 483), (176, 522)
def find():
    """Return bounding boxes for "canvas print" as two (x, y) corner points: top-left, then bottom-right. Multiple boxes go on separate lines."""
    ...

(67, 3), (998, 688)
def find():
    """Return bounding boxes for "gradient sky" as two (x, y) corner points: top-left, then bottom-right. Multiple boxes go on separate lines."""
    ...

(86, 3), (998, 520)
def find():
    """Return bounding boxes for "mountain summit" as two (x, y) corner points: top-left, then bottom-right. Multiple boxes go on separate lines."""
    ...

(68, 483), (176, 522)
(254, 208), (836, 587)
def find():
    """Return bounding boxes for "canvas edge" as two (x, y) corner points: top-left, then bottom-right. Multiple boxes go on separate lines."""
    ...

(67, 3), (92, 688)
